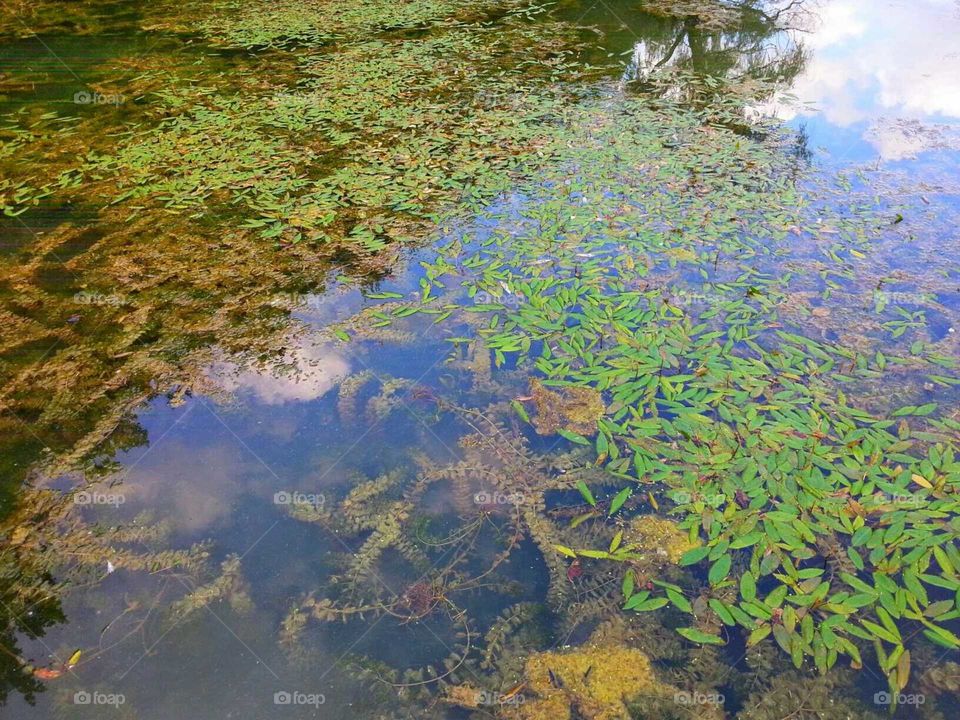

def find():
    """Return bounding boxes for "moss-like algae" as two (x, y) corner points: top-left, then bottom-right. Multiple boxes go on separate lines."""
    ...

(509, 635), (687, 720)
(625, 515), (699, 565)
(530, 378), (605, 437)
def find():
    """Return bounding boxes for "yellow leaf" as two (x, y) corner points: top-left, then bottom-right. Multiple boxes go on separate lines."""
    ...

(912, 474), (933, 489)
(897, 650), (911, 691)
(609, 530), (623, 553)
(569, 511), (598, 529)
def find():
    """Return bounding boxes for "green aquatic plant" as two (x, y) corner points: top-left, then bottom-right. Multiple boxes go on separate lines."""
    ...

(0, 0), (593, 497)
(505, 624), (710, 720)
(736, 668), (885, 720)
(478, 601), (547, 672)
(0, 0), (129, 38)
(0, 112), (86, 218)
(85, 22), (584, 253)
(0, 206), (343, 490)
(150, 0), (548, 49)
(528, 378), (605, 438)
(342, 70), (959, 704)
(164, 554), (253, 625)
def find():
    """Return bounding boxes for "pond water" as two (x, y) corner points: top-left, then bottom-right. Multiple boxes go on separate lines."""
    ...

(1, 1), (959, 718)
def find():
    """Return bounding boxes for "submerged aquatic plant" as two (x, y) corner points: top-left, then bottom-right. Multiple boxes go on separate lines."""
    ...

(150, 0), (548, 49)
(80, 21), (584, 254)
(277, 378), (663, 696)
(0, 485), (209, 698)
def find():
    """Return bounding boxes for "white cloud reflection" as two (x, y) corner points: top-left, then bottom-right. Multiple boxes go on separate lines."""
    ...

(754, 0), (960, 158)
(210, 336), (349, 405)
(124, 442), (265, 533)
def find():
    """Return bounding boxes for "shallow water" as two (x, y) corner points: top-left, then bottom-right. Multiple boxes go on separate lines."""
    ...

(2, 1), (960, 718)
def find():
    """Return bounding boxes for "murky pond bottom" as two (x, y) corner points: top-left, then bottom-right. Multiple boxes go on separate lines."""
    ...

(2, 0), (960, 718)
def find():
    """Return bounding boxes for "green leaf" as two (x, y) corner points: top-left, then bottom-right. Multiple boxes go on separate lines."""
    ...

(629, 597), (669, 612)
(608, 487), (632, 516)
(575, 480), (596, 507)
(709, 554), (732, 585)
(709, 599), (736, 626)
(902, 570), (929, 606)
(511, 400), (530, 423)
(676, 627), (725, 645)
(623, 591), (650, 610)
(851, 527), (872, 546)
(679, 546), (710, 566)
(666, 588), (692, 613)
(609, 530), (623, 553)
(559, 428), (590, 445)
(861, 620), (899, 645)
(730, 532), (764, 549)
(748, 625), (772, 646)
(922, 623), (960, 648)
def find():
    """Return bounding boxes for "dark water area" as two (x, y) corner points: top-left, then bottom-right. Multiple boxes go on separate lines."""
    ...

(1, 1), (959, 718)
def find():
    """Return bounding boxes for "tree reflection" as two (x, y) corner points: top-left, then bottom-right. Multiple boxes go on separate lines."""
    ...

(558, 0), (811, 103)
(623, 1), (811, 98)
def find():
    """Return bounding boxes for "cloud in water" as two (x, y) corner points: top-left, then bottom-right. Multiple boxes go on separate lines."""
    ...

(210, 336), (350, 405)
(753, 0), (960, 158)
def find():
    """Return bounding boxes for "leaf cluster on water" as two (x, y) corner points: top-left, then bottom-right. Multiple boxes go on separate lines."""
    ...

(349, 84), (960, 696)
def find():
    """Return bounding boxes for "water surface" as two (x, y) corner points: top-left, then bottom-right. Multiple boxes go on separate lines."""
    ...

(2, 1), (959, 718)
